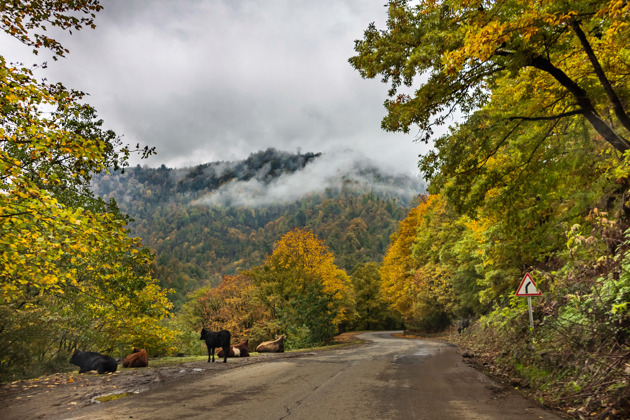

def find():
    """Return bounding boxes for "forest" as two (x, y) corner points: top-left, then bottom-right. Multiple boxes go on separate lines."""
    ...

(90, 148), (424, 306)
(349, 0), (630, 417)
(2, 1), (630, 418)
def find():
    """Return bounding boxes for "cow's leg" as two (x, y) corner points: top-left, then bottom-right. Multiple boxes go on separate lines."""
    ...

(222, 345), (230, 363)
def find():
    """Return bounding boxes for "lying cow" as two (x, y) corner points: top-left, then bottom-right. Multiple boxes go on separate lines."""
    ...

(217, 339), (250, 358)
(123, 347), (148, 368)
(256, 335), (285, 353)
(200, 328), (231, 363)
(69, 350), (117, 374)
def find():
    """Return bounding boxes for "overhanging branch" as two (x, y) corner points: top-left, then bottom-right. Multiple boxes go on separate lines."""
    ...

(508, 110), (583, 121)
(570, 19), (630, 133)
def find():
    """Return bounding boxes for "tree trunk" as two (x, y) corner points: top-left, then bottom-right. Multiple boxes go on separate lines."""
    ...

(570, 19), (630, 133)
(528, 55), (630, 153)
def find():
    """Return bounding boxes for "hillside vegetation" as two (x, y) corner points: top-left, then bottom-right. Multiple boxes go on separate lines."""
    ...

(3, 2), (630, 418)
(91, 148), (423, 305)
(350, 1), (630, 417)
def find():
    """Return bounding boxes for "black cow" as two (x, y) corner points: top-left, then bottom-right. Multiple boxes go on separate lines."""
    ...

(69, 350), (118, 374)
(458, 318), (470, 334)
(200, 328), (231, 363)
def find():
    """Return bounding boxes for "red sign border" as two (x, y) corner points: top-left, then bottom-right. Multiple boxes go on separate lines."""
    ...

(515, 273), (542, 296)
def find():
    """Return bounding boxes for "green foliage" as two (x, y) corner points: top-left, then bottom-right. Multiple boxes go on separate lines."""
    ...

(245, 229), (356, 346)
(0, 0), (173, 382)
(350, 262), (402, 330)
(351, 0), (630, 152)
(90, 155), (420, 306)
(355, 2), (630, 414)
(284, 325), (313, 350)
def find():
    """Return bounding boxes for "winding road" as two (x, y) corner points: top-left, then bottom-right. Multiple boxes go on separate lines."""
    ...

(68, 332), (564, 420)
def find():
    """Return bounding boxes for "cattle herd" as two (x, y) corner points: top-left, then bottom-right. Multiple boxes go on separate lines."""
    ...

(68, 329), (286, 374)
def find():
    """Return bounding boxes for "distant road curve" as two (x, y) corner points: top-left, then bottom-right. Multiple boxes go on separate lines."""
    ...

(71, 331), (564, 420)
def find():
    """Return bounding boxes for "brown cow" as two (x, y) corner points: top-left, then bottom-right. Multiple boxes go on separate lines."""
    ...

(256, 335), (285, 353)
(123, 348), (148, 368)
(217, 339), (250, 358)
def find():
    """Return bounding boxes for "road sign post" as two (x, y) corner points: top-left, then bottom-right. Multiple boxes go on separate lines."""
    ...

(515, 273), (542, 329)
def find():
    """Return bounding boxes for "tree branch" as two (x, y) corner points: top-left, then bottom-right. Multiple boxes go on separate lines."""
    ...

(508, 110), (583, 121)
(570, 19), (630, 133)
(528, 54), (630, 153)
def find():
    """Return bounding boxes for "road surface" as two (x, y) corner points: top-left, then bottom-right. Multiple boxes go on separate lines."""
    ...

(67, 332), (564, 420)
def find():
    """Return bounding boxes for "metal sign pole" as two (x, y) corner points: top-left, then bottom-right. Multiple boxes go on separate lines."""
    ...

(516, 273), (541, 330)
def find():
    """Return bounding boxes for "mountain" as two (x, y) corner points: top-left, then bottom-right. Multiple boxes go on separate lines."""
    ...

(91, 148), (425, 305)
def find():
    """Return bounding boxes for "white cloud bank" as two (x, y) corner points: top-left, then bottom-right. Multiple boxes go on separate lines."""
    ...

(192, 149), (424, 208)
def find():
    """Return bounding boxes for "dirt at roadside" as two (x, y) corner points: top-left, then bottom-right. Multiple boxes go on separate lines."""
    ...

(0, 334), (364, 420)
(0, 352), (309, 420)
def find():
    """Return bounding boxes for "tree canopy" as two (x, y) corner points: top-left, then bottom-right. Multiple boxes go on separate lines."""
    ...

(350, 0), (630, 154)
(354, 2), (630, 413)
(1, 0), (171, 381)
(244, 228), (356, 347)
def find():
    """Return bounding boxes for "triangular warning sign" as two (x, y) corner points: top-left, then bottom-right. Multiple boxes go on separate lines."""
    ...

(515, 273), (542, 296)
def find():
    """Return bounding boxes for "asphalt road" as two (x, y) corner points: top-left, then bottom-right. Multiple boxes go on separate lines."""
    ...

(67, 332), (565, 420)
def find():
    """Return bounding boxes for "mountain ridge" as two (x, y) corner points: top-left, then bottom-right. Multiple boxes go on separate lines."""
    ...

(91, 148), (425, 305)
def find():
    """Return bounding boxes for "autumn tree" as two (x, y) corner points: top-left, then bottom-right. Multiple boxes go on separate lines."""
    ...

(352, 0), (623, 308)
(245, 228), (356, 347)
(0, 1), (172, 380)
(350, 262), (401, 330)
(351, 0), (630, 153)
(380, 196), (428, 324)
(354, 2), (630, 410)
(188, 274), (271, 346)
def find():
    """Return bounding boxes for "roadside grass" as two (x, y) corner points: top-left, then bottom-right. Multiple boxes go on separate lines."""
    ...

(148, 356), (206, 367)
(1, 332), (367, 385)
(147, 333), (364, 368)
(452, 319), (630, 419)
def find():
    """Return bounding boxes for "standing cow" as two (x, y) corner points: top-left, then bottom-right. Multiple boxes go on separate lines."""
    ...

(200, 328), (231, 363)
(69, 350), (118, 374)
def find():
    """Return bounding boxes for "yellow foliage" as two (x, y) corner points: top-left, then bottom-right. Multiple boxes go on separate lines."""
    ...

(380, 195), (437, 318)
(265, 228), (356, 326)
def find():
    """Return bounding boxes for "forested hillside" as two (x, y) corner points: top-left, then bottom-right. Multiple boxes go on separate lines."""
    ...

(351, 1), (630, 417)
(91, 148), (424, 305)
(6, 2), (630, 417)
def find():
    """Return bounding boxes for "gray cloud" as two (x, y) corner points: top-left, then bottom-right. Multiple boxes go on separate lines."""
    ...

(1, 0), (435, 175)
(192, 149), (424, 208)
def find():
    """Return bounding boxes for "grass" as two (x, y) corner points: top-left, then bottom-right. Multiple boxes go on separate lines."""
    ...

(147, 356), (206, 367)
(94, 392), (134, 403)
(148, 335), (365, 368)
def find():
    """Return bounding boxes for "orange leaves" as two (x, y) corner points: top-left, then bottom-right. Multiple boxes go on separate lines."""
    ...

(380, 195), (432, 316)
(195, 275), (269, 340)
(268, 228), (336, 283)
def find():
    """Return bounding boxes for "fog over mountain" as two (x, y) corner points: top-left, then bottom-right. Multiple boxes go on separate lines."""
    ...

(98, 148), (425, 208)
(90, 148), (424, 303)
(190, 149), (424, 207)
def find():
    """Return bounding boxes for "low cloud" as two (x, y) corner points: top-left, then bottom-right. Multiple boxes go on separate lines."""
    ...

(192, 149), (424, 207)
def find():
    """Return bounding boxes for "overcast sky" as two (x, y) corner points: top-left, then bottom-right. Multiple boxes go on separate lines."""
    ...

(2, 0), (437, 176)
